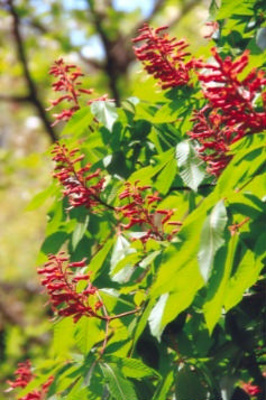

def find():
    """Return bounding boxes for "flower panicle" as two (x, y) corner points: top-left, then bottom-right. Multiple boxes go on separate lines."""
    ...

(52, 142), (105, 211)
(38, 252), (102, 323)
(48, 58), (111, 126)
(133, 23), (195, 89)
(189, 49), (266, 176)
(6, 360), (54, 400)
(48, 58), (92, 126)
(117, 181), (181, 243)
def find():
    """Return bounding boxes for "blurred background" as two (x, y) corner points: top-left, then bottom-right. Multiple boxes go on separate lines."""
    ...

(0, 0), (210, 396)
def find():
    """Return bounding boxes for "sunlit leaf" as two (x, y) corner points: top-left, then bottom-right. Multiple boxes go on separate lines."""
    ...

(198, 200), (228, 283)
(176, 140), (205, 192)
(101, 363), (138, 400)
(90, 101), (118, 131)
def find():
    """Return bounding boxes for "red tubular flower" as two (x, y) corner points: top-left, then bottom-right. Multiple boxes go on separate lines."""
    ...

(6, 360), (53, 400)
(52, 142), (105, 211)
(7, 360), (34, 390)
(48, 58), (110, 126)
(117, 181), (181, 243)
(241, 381), (262, 396)
(38, 252), (101, 322)
(189, 48), (266, 176)
(133, 24), (195, 89)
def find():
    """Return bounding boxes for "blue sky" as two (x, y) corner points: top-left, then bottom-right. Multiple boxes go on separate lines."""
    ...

(63, 0), (153, 16)
(113, 0), (153, 16)
(69, 0), (154, 58)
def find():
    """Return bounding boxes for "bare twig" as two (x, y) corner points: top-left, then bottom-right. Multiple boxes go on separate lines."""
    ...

(7, 0), (57, 142)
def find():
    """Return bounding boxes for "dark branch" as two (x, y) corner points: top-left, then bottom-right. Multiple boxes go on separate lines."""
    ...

(170, 183), (216, 192)
(86, 0), (121, 105)
(78, 51), (105, 70)
(0, 94), (31, 102)
(7, 0), (57, 142)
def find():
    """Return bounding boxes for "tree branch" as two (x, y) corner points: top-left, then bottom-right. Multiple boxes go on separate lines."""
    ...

(131, 0), (200, 38)
(77, 51), (105, 71)
(7, 0), (57, 142)
(86, 0), (122, 105)
(0, 94), (31, 103)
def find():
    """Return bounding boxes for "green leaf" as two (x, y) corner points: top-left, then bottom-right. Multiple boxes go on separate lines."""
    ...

(62, 107), (94, 137)
(129, 148), (175, 186)
(53, 318), (76, 358)
(75, 317), (105, 354)
(38, 231), (68, 263)
(110, 235), (136, 283)
(90, 101), (118, 131)
(198, 200), (228, 283)
(175, 365), (208, 400)
(155, 157), (177, 195)
(132, 299), (157, 347)
(216, 0), (253, 19)
(104, 356), (159, 379)
(176, 140), (205, 192)
(25, 183), (57, 211)
(111, 252), (141, 276)
(89, 238), (114, 278)
(148, 293), (169, 341)
(223, 235), (266, 311)
(72, 214), (90, 250)
(150, 242), (204, 298)
(152, 371), (174, 400)
(204, 235), (238, 333)
(101, 363), (138, 400)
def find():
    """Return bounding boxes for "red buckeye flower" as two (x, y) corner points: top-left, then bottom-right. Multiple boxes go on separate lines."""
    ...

(117, 181), (181, 243)
(133, 24), (196, 89)
(51, 142), (105, 211)
(48, 58), (109, 126)
(190, 48), (266, 176)
(241, 381), (262, 396)
(38, 252), (102, 323)
(6, 360), (54, 400)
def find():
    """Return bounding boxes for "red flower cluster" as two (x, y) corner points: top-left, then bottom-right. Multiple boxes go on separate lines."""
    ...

(6, 360), (53, 400)
(133, 24), (196, 89)
(117, 181), (181, 243)
(241, 381), (262, 396)
(47, 58), (94, 126)
(38, 252), (103, 323)
(7, 360), (34, 390)
(48, 58), (110, 126)
(52, 142), (105, 211)
(190, 48), (266, 176)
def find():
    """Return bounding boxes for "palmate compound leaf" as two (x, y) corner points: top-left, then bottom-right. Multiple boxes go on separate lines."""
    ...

(176, 140), (205, 192)
(90, 101), (118, 132)
(198, 200), (228, 283)
(100, 363), (138, 400)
